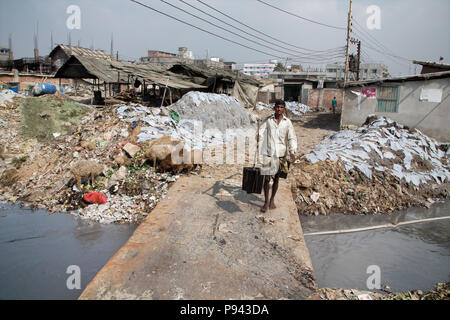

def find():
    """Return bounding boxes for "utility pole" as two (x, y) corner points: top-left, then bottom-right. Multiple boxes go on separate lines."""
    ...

(356, 40), (361, 80)
(341, 0), (352, 129)
(8, 34), (13, 61)
(344, 0), (353, 86)
(350, 38), (361, 81)
(110, 33), (114, 58)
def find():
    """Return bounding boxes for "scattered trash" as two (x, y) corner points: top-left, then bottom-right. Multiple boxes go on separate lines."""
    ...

(310, 192), (320, 203)
(32, 83), (57, 96)
(0, 89), (17, 107)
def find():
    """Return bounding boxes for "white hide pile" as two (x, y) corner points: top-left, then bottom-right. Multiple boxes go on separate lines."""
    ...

(256, 101), (312, 116)
(0, 89), (17, 107)
(117, 91), (252, 150)
(305, 115), (450, 187)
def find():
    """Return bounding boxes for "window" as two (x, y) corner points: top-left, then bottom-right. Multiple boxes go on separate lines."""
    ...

(376, 85), (399, 112)
(372, 69), (377, 74)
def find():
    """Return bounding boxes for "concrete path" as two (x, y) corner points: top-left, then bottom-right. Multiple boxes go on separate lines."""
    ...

(79, 173), (317, 300)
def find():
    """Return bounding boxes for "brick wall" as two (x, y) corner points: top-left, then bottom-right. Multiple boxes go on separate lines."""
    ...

(0, 74), (73, 90)
(308, 88), (343, 111)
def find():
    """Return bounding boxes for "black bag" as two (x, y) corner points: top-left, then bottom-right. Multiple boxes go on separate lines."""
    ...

(242, 167), (264, 194)
(242, 119), (263, 194)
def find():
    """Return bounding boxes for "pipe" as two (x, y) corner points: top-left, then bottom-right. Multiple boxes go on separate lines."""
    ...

(303, 216), (450, 236)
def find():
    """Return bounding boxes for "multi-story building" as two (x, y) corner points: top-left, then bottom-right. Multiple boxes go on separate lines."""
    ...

(0, 46), (12, 69)
(194, 57), (224, 69)
(243, 63), (276, 78)
(139, 47), (194, 67)
(326, 62), (389, 80)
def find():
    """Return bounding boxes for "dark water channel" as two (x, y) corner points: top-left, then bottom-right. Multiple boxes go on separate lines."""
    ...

(1, 199), (449, 299)
(0, 203), (138, 300)
(300, 200), (450, 293)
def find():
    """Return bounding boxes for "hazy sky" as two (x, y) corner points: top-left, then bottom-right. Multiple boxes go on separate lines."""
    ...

(1, 0), (449, 75)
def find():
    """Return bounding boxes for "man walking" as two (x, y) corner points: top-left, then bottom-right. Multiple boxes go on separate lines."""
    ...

(258, 100), (297, 213)
(332, 96), (337, 114)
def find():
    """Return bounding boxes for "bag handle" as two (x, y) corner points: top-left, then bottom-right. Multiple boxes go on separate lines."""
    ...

(253, 119), (260, 168)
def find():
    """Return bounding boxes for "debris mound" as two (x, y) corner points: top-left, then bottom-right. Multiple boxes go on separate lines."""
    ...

(169, 91), (250, 132)
(293, 115), (449, 215)
(117, 91), (254, 150)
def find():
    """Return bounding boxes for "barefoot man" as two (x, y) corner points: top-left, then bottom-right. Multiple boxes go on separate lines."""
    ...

(259, 100), (297, 212)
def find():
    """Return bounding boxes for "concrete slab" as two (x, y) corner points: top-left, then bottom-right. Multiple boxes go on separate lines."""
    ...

(79, 173), (317, 300)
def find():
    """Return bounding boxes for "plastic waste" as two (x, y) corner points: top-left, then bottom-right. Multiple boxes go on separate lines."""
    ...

(83, 191), (108, 204)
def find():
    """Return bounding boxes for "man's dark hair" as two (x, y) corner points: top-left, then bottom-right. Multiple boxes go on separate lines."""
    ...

(274, 99), (285, 107)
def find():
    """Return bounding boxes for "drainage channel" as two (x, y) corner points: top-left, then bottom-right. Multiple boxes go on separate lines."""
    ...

(0, 202), (138, 300)
(300, 200), (450, 293)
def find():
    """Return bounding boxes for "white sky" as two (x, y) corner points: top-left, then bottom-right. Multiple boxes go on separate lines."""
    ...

(1, 0), (449, 76)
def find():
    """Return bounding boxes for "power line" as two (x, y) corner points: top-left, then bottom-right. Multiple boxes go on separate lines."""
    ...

(350, 27), (412, 68)
(353, 31), (412, 67)
(352, 20), (412, 62)
(195, 0), (343, 53)
(129, 0), (286, 59)
(256, 0), (346, 30)
(159, 0), (341, 60)
(177, 0), (343, 58)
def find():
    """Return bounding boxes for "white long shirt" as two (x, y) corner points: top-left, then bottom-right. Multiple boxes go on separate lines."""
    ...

(259, 114), (297, 158)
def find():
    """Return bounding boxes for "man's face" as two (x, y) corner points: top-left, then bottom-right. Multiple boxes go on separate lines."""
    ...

(274, 104), (285, 116)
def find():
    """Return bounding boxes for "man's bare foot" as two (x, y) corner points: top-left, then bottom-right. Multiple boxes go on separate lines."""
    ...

(261, 204), (269, 213)
(269, 201), (276, 210)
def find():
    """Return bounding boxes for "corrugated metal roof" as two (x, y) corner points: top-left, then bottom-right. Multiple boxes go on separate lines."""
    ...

(50, 45), (112, 60)
(343, 71), (450, 87)
(169, 63), (261, 86)
(413, 60), (450, 69)
(54, 55), (206, 89)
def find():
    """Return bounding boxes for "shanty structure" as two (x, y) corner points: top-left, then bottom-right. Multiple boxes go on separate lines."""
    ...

(340, 71), (450, 141)
(54, 55), (207, 105)
(168, 63), (261, 108)
(49, 44), (112, 72)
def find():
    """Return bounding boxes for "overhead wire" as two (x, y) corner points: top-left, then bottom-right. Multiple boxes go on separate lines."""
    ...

(351, 20), (413, 69)
(194, 0), (344, 53)
(159, 0), (343, 61)
(177, 0), (343, 58)
(255, 0), (346, 30)
(353, 19), (412, 62)
(130, 0), (347, 68)
(129, 0), (287, 59)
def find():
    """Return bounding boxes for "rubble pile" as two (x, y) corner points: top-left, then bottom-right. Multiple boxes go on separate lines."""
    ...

(0, 95), (183, 224)
(293, 115), (449, 215)
(113, 88), (137, 102)
(118, 92), (254, 150)
(309, 282), (449, 300)
(1, 91), (253, 224)
(169, 91), (250, 132)
(59, 170), (179, 224)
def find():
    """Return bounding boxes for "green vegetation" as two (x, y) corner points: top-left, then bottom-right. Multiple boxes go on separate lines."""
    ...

(19, 95), (90, 142)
